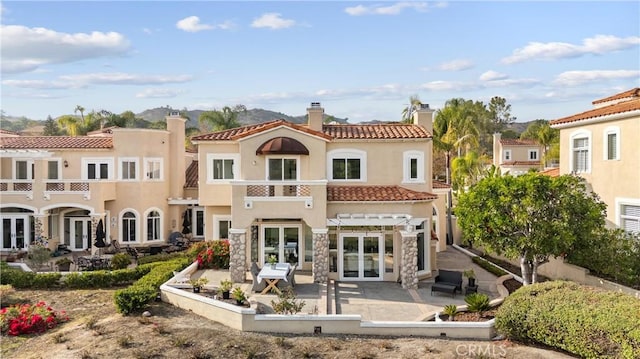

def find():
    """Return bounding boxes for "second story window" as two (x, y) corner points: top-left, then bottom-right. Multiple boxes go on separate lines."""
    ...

(528, 150), (538, 161)
(327, 149), (366, 182)
(604, 126), (620, 161)
(119, 158), (138, 181)
(503, 150), (511, 161)
(572, 137), (589, 173)
(14, 160), (34, 180)
(206, 154), (239, 183)
(144, 158), (163, 181)
(268, 157), (297, 181)
(403, 150), (425, 183)
(83, 158), (113, 180)
(332, 158), (360, 180)
(213, 159), (234, 180)
(47, 160), (60, 180)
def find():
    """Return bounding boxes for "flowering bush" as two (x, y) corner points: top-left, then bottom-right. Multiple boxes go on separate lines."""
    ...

(196, 240), (230, 270)
(1, 301), (69, 336)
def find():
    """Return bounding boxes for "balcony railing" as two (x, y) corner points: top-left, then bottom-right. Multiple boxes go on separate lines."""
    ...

(233, 180), (325, 198)
(0, 179), (115, 202)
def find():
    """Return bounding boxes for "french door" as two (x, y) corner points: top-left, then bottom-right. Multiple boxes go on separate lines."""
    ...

(69, 218), (91, 251)
(339, 233), (383, 281)
(1, 216), (30, 250)
(261, 225), (300, 265)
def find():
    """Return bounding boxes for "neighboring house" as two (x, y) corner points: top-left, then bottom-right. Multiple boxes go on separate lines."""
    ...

(550, 88), (640, 232)
(492, 133), (543, 176)
(191, 103), (444, 288)
(0, 113), (196, 253)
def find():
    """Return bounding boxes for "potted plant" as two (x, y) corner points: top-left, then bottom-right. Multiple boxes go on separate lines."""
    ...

(219, 279), (233, 300)
(463, 269), (476, 287)
(442, 304), (457, 321)
(55, 257), (73, 272)
(267, 254), (278, 268)
(189, 278), (209, 293)
(232, 287), (247, 305)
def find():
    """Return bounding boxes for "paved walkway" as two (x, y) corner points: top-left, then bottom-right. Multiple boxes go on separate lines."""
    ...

(196, 247), (500, 321)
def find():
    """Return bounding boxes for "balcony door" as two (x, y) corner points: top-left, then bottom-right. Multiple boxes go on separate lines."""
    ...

(1, 215), (30, 250)
(339, 233), (383, 281)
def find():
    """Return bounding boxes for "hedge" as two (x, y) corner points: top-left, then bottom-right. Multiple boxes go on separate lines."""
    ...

(137, 252), (185, 265)
(113, 257), (189, 315)
(496, 281), (640, 358)
(471, 256), (508, 277)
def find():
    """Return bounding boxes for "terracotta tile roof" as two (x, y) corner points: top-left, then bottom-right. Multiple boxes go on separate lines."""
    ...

(191, 120), (331, 141)
(192, 120), (431, 141)
(0, 129), (19, 136)
(592, 87), (640, 105)
(550, 98), (640, 126)
(540, 167), (560, 177)
(0, 136), (113, 149)
(432, 180), (451, 189)
(500, 138), (539, 146)
(184, 160), (198, 188)
(501, 160), (541, 167)
(327, 185), (437, 202)
(323, 123), (431, 139)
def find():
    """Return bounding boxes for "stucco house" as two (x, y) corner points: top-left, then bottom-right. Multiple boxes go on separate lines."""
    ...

(492, 133), (543, 176)
(550, 88), (640, 232)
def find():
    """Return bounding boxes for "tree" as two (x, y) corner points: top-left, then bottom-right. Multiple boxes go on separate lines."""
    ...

(520, 119), (559, 166)
(451, 151), (489, 191)
(74, 105), (85, 122)
(487, 96), (516, 134)
(199, 105), (245, 132)
(57, 115), (80, 136)
(456, 173), (606, 285)
(43, 115), (61, 136)
(401, 95), (422, 123)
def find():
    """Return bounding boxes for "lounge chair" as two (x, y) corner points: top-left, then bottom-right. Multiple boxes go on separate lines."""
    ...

(250, 262), (267, 293)
(277, 264), (297, 291)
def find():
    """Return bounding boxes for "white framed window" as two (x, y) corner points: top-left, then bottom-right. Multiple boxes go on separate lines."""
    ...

(603, 126), (620, 161)
(267, 156), (299, 181)
(145, 209), (162, 241)
(13, 159), (34, 180)
(403, 150), (425, 183)
(206, 154), (239, 183)
(47, 159), (61, 180)
(119, 157), (139, 181)
(213, 215), (232, 240)
(144, 157), (163, 181)
(503, 150), (511, 161)
(616, 198), (640, 234)
(327, 149), (366, 182)
(570, 130), (591, 174)
(82, 158), (114, 180)
(528, 149), (539, 161)
(120, 209), (139, 242)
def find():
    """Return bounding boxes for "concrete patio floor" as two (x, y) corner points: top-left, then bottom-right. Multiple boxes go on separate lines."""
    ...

(194, 246), (500, 321)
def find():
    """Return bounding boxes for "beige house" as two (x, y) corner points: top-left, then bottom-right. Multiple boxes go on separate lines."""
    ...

(550, 88), (640, 231)
(191, 103), (444, 288)
(492, 133), (543, 175)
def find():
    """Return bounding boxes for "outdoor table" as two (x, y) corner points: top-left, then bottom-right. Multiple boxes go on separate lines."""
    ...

(257, 263), (291, 295)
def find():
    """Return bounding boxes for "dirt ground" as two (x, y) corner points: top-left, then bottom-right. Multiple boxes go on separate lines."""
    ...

(1, 289), (573, 359)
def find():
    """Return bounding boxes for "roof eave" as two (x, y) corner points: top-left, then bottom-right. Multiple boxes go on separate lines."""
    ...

(550, 109), (640, 129)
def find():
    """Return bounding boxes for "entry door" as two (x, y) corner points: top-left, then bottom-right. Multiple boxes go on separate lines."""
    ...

(261, 225), (300, 265)
(69, 218), (90, 251)
(1, 216), (29, 250)
(339, 233), (383, 281)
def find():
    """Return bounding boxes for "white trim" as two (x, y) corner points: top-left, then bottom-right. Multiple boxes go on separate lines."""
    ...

(327, 217), (426, 227)
(46, 158), (63, 180)
(551, 109), (640, 129)
(527, 149), (538, 161)
(569, 129), (592, 174)
(615, 197), (640, 232)
(327, 149), (367, 182)
(402, 150), (425, 184)
(213, 215), (232, 240)
(143, 207), (163, 241)
(119, 208), (140, 243)
(143, 157), (164, 181)
(260, 224), (302, 265)
(206, 153), (240, 183)
(118, 157), (139, 181)
(235, 124), (331, 143)
(81, 157), (114, 180)
(603, 126), (620, 161)
(266, 155), (300, 181)
(338, 232), (384, 281)
(503, 149), (511, 162)
(12, 158), (34, 180)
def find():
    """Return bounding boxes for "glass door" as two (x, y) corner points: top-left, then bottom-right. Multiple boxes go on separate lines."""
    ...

(339, 233), (383, 281)
(261, 225), (300, 265)
(69, 218), (90, 251)
(0, 216), (30, 250)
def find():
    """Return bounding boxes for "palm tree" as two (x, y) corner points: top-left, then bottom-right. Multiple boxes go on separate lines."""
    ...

(520, 120), (559, 166)
(451, 151), (490, 191)
(74, 105), (85, 122)
(57, 115), (80, 136)
(401, 95), (422, 123)
(199, 105), (245, 132)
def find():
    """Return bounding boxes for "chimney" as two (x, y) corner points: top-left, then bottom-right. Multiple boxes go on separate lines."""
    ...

(165, 111), (187, 199)
(413, 103), (434, 135)
(492, 132), (501, 167)
(307, 102), (324, 132)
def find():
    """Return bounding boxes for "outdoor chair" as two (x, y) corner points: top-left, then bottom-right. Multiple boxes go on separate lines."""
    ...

(250, 262), (267, 293)
(125, 246), (139, 262)
(276, 264), (297, 291)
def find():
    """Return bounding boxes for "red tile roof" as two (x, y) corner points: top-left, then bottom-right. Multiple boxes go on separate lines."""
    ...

(0, 129), (19, 136)
(184, 160), (198, 188)
(540, 167), (560, 177)
(500, 138), (538, 146)
(327, 185), (437, 202)
(551, 98), (640, 126)
(432, 180), (451, 189)
(0, 136), (113, 149)
(501, 160), (541, 167)
(191, 120), (431, 141)
(592, 87), (640, 105)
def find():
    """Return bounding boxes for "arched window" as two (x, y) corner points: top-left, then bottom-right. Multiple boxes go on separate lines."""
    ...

(122, 212), (136, 242)
(147, 210), (161, 241)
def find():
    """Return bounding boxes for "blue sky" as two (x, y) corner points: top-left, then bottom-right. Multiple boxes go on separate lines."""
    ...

(1, 1), (639, 123)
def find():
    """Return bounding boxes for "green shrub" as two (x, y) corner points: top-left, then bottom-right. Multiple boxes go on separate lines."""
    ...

(137, 252), (185, 265)
(30, 272), (62, 288)
(464, 293), (490, 313)
(471, 256), (508, 277)
(496, 281), (640, 358)
(271, 288), (305, 314)
(1, 269), (36, 288)
(111, 253), (132, 270)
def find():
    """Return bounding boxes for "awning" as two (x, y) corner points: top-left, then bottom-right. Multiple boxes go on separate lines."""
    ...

(256, 137), (309, 155)
(326, 213), (427, 227)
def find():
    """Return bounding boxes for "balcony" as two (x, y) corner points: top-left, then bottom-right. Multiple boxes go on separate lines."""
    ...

(0, 179), (116, 203)
(231, 180), (327, 215)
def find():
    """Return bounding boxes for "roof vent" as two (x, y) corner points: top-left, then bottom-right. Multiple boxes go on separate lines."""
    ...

(310, 102), (321, 108)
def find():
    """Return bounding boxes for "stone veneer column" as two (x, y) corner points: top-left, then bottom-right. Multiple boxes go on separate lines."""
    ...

(228, 228), (247, 283)
(400, 230), (418, 290)
(33, 215), (45, 246)
(90, 215), (101, 255)
(312, 228), (329, 283)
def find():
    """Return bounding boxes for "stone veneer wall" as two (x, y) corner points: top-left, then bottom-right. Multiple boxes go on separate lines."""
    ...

(229, 231), (247, 283)
(312, 230), (329, 283)
(400, 232), (418, 290)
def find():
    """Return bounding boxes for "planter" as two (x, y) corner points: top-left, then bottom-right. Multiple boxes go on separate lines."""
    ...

(58, 263), (71, 272)
(222, 291), (230, 300)
(193, 287), (201, 293)
(468, 278), (476, 287)
(236, 300), (243, 306)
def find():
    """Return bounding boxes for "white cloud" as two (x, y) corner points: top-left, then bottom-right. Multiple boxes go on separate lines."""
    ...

(502, 35), (640, 64)
(58, 72), (193, 85)
(345, 2), (435, 16)
(1, 79), (80, 90)
(479, 70), (509, 81)
(483, 78), (539, 88)
(420, 80), (473, 91)
(251, 13), (296, 29)
(176, 16), (214, 32)
(553, 70), (640, 86)
(1, 25), (130, 74)
(438, 59), (474, 71)
(136, 88), (185, 98)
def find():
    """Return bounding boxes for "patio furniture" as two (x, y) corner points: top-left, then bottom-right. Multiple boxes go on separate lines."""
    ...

(431, 282), (457, 297)
(431, 269), (463, 297)
(250, 262), (267, 293)
(125, 246), (139, 262)
(276, 263), (297, 291)
(257, 262), (291, 295)
(465, 285), (478, 295)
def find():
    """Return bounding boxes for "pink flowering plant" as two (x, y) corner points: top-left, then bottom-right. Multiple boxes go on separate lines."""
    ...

(0, 301), (69, 336)
(196, 240), (230, 270)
